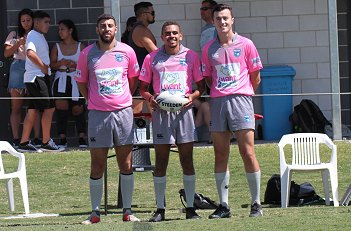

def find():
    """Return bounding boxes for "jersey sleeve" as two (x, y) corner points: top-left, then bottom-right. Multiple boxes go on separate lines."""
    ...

(190, 51), (203, 83)
(201, 43), (212, 77)
(127, 48), (140, 78)
(139, 53), (152, 84)
(74, 46), (90, 83)
(246, 40), (263, 72)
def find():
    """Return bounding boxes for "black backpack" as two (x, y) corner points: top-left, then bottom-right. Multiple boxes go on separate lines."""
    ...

(290, 99), (332, 133)
(179, 189), (219, 209)
(264, 174), (323, 206)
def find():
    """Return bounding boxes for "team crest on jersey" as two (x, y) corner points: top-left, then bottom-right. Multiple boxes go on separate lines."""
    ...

(115, 53), (123, 62)
(233, 48), (241, 57)
(179, 58), (187, 66)
(201, 63), (206, 72)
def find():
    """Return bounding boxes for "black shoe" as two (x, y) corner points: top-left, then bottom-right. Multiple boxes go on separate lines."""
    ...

(149, 208), (165, 222)
(12, 139), (20, 148)
(78, 137), (88, 148)
(208, 204), (231, 219)
(58, 137), (67, 148)
(185, 207), (201, 219)
(249, 202), (263, 217)
(31, 138), (42, 148)
(41, 139), (65, 152)
(17, 142), (43, 153)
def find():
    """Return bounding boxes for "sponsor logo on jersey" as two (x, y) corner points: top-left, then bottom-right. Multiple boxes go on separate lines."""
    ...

(75, 69), (81, 78)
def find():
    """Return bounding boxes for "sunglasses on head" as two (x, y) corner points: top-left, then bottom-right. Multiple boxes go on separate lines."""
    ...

(144, 11), (155, 16)
(200, 7), (211, 11)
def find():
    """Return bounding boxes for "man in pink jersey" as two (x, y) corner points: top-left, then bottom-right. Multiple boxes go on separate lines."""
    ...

(74, 14), (140, 224)
(202, 4), (263, 218)
(139, 21), (205, 222)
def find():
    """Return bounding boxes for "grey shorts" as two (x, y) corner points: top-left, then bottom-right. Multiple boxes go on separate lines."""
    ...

(209, 95), (255, 132)
(152, 107), (197, 144)
(88, 107), (134, 148)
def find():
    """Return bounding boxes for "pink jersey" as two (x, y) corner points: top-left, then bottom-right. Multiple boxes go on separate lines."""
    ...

(139, 45), (203, 95)
(202, 33), (263, 97)
(74, 41), (139, 111)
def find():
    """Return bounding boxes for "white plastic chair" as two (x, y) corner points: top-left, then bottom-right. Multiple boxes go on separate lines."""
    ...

(0, 141), (30, 214)
(278, 133), (339, 208)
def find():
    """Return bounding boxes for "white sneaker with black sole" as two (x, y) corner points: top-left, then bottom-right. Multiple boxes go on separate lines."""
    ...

(40, 139), (65, 152)
(17, 142), (43, 153)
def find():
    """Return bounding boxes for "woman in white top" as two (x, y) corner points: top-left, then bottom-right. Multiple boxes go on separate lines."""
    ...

(50, 19), (87, 148)
(3, 8), (41, 148)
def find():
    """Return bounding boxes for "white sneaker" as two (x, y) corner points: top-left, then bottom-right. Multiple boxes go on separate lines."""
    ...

(123, 214), (140, 222)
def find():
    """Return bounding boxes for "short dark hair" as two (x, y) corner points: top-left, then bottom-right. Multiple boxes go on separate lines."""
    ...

(96, 14), (116, 26)
(212, 3), (233, 17)
(134, 2), (153, 16)
(161, 21), (181, 34)
(17, 8), (33, 37)
(33, 10), (50, 20)
(202, 0), (218, 8)
(58, 19), (79, 41)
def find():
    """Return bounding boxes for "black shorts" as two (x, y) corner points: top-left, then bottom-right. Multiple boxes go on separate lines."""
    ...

(25, 75), (55, 110)
(52, 75), (85, 107)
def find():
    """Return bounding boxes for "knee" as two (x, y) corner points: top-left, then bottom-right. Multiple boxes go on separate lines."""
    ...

(90, 163), (106, 178)
(72, 105), (84, 116)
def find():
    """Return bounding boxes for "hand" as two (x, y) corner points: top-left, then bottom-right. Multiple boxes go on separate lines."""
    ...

(183, 94), (194, 109)
(17, 37), (26, 46)
(149, 94), (160, 110)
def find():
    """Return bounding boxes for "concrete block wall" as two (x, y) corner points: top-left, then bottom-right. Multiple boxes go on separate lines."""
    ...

(119, 0), (334, 121)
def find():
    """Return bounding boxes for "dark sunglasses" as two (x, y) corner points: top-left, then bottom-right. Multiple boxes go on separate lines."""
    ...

(200, 7), (211, 11)
(144, 11), (155, 16)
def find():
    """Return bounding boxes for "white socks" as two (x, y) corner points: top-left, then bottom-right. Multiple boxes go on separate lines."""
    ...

(120, 173), (134, 210)
(154, 176), (167, 209)
(183, 174), (196, 208)
(215, 171), (230, 208)
(246, 170), (261, 204)
(89, 177), (103, 211)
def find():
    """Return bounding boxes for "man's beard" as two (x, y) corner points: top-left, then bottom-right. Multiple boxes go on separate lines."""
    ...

(99, 32), (115, 43)
(148, 19), (155, 24)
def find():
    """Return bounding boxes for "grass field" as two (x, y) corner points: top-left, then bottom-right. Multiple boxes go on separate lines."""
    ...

(1, 141), (351, 230)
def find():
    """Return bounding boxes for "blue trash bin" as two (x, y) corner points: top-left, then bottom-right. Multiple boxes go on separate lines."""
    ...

(260, 65), (296, 140)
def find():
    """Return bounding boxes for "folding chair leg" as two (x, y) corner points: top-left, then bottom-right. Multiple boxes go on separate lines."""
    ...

(117, 174), (123, 208)
(329, 169), (339, 207)
(322, 170), (330, 205)
(6, 178), (15, 212)
(104, 168), (108, 215)
(19, 176), (30, 214)
(280, 170), (291, 208)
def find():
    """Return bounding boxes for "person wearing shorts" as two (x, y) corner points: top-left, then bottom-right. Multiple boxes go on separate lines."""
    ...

(201, 4), (263, 218)
(139, 21), (205, 222)
(18, 10), (62, 153)
(75, 14), (140, 224)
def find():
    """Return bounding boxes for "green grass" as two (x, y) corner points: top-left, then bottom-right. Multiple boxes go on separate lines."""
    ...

(1, 141), (351, 230)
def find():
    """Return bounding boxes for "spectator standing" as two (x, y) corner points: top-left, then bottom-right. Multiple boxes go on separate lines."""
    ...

(202, 4), (263, 218)
(139, 21), (205, 222)
(50, 19), (87, 148)
(121, 16), (136, 44)
(3, 8), (41, 148)
(129, 1), (158, 114)
(18, 10), (63, 152)
(75, 14), (140, 224)
(200, 0), (217, 50)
